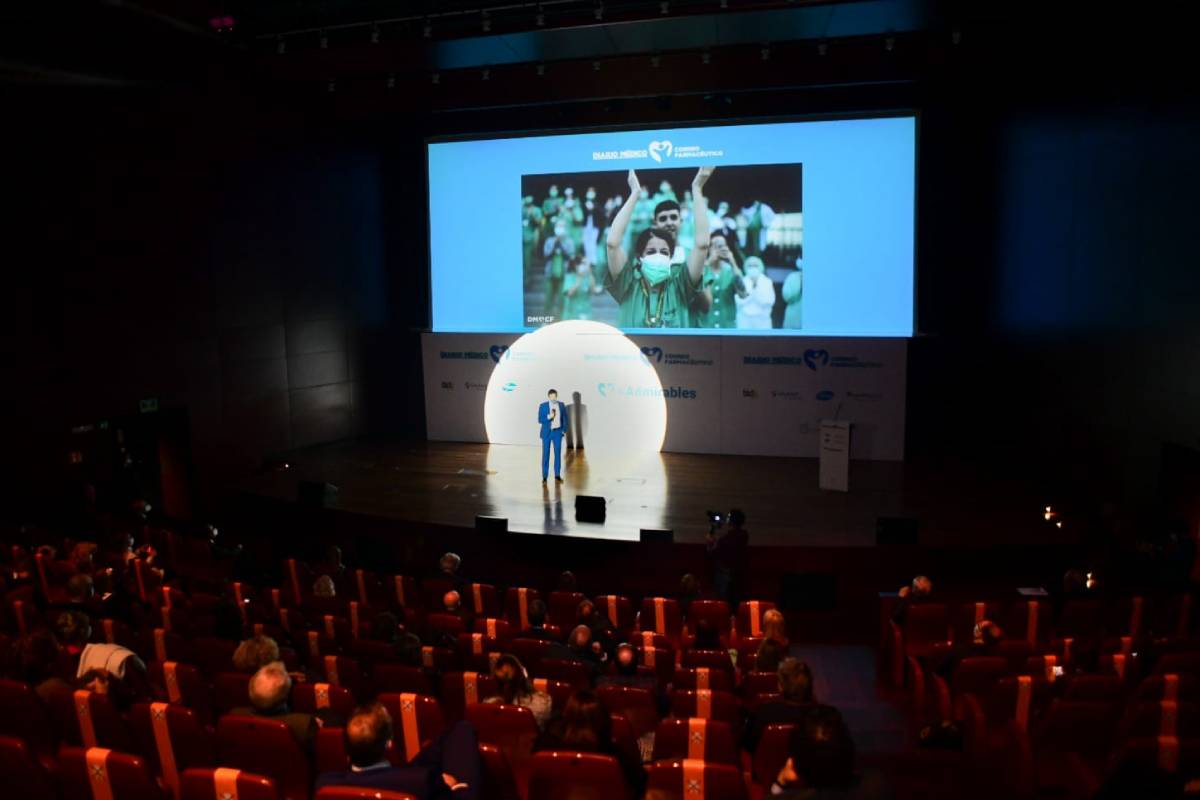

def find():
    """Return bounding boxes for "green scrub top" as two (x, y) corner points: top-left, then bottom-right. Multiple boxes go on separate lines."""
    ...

(605, 259), (699, 329)
(562, 272), (595, 320)
(782, 269), (803, 329)
(695, 263), (740, 329)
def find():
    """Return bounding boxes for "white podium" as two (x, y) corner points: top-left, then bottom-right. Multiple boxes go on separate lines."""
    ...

(818, 420), (851, 492)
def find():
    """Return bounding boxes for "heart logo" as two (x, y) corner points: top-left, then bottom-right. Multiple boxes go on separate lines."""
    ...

(597, 382), (616, 398)
(640, 346), (664, 363)
(648, 140), (673, 163)
(803, 348), (830, 371)
(489, 345), (509, 363)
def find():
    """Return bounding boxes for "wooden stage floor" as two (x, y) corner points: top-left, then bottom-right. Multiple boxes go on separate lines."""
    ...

(232, 439), (1054, 548)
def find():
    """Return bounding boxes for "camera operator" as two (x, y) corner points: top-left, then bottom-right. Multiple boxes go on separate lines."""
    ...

(705, 508), (749, 605)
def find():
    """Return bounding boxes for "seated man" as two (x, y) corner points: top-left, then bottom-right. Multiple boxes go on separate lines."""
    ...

(597, 643), (668, 715)
(891, 574), (933, 625)
(317, 702), (481, 799)
(769, 706), (887, 799)
(517, 599), (558, 642)
(747, 657), (840, 753)
(229, 661), (319, 751)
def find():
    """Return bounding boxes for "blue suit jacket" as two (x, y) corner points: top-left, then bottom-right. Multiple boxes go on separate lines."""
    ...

(538, 400), (569, 440)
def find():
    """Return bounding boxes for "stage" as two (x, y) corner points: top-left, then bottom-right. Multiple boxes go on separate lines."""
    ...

(233, 439), (1059, 548)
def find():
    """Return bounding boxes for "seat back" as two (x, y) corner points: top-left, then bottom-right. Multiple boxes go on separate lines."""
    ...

(129, 702), (216, 794)
(439, 672), (499, 721)
(902, 603), (950, 655)
(0, 679), (58, 762)
(753, 724), (795, 785)
(1031, 701), (1120, 760)
(372, 664), (434, 696)
(1063, 674), (1125, 702)
(638, 597), (683, 637)
(189, 637), (238, 678)
(314, 789), (417, 800)
(377, 693), (446, 764)
(652, 717), (740, 766)
(55, 689), (134, 751)
(1156, 654), (1200, 676)
(639, 645), (675, 688)
(645, 759), (749, 800)
(0, 735), (55, 800)
(291, 682), (356, 720)
(216, 715), (312, 800)
(686, 600), (732, 639)
(473, 617), (515, 642)
(675, 668), (734, 693)
(594, 595), (635, 632)
(466, 703), (539, 787)
(1119, 701), (1200, 740)
(478, 742), (521, 800)
(389, 575), (420, 611)
(147, 660), (213, 725)
(466, 583), (500, 616)
(985, 676), (1052, 731)
(670, 689), (739, 726)
(596, 685), (660, 738)
(736, 601), (777, 640)
(1136, 674), (1200, 703)
(527, 751), (632, 800)
(456, 634), (504, 672)
(213, 671), (252, 715)
(60, 746), (168, 800)
(536, 658), (591, 688)
(180, 767), (280, 800)
(949, 656), (1009, 699)
(505, 587), (542, 630)
(548, 591), (585, 628)
(531, 678), (574, 711)
(509, 638), (553, 675)
(680, 649), (734, 673)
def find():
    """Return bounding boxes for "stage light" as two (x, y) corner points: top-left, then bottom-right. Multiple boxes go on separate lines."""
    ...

(422, 19), (433, 38)
(761, 43), (771, 61)
(650, 54), (660, 68)
(1056, 521), (1064, 529)
(536, 4), (545, 26)
(386, 73), (396, 89)
(482, 67), (490, 81)
(594, 2), (604, 21)
(432, 72), (440, 84)
(320, 31), (328, 49)
(370, 23), (380, 44)
(536, 63), (545, 76)
(660, 1), (669, 14)
(481, 11), (491, 32)
(592, 59), (601, 71)
(701, 50), (710, 64)
(276, 36), (286, 55)
(884, 35), (895, 52)
(817, 40), (828, 56)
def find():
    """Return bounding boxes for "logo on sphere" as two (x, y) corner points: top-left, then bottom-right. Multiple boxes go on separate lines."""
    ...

(489, 345), (509, 363)
(501, 381), (517, 393)
(803, 348), (830, 371)
(648, 140), (673, 163)
(640, 346), (664, 363)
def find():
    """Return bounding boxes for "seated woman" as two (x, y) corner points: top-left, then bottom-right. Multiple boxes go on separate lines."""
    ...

(535, 690), (645, 796)
(762, 609), (790, 650)
(483, 654), (552, 730)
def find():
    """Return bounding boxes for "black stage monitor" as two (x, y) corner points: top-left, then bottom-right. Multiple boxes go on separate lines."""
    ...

(640, 528), (674, 544)
(575, 495), (606, 523)
(476, 515), (508, 534)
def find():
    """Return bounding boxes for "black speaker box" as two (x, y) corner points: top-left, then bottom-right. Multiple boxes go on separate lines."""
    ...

(475, 515), (508, 534)
(297, 481), (338, 508)
(639, 528), (674, 544)
(876, 517), (919, 546)
(574, 495), (606, 523)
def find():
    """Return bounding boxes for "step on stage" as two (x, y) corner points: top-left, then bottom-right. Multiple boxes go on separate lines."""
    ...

(236, 439), (924, 546)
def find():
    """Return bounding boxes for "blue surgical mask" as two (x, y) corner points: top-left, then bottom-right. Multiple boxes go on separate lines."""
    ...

(640, 253), (672, 286)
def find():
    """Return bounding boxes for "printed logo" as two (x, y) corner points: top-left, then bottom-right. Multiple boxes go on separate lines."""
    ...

(501, 381), (518, 393)
(648, 140), (673, 163)
(803, 348), (830, 371)
(465, 381), (487, 390)
(816, 390), (835, 401)
(489, 345), (509, 363)
(771, 389), (802, 400)
(440, 381), (454, 390)
(597, 382), (615, 398)
(641, 346), (664, 363)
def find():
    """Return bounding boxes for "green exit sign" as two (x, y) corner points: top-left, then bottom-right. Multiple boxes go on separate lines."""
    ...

(139, 397), (159, 414)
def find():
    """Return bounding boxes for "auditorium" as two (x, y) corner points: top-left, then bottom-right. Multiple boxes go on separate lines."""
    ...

(3, 1), (1199, 798)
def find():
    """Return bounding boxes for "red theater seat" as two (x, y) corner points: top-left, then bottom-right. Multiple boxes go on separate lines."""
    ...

(59, 746), (168, 800)
(527, 751), (632, 800)
(48, 689), (134, 752)
(128, 702), (216, 791)
(593, 595), (635, 633)
(377, 693), (445, 765)
(473, 617), (515, 642)
(531, 678), (573, 710)
(147, 660), (213, 725)
(0, 679), (58, 768)
(652, 717), (740, 766)
(645, 759), (749, 800)
(685, 600), (732, 641)
(291, 682), (356, 720)
(465, 703), (539, 789)
(372, 664), (434, 696)
(180, 767), (280, 800)
(213, 671), (252, 715)
(0, 735), (55, 800)
(536, 658), (591, 688)
(509, 638), (553, 674)
(315, 788), (417, 800)
(736, 601), (777, 641)
(673, 667), (734, 692)
(439, 672), (499, 722)
(680, 649), (734, 673)
(596, 685), (659, 738)
(753, 724), (795, 785)
(456, 633), (504, 672)
(465, 582), (500, 617)
(670, 689), (739, 726)
(505, 587), (542, 630)
(216, 715), (312, 800)
(548, 591), (585, 628)
(479, 742), (521, 800)
(638, 597), (683, 638)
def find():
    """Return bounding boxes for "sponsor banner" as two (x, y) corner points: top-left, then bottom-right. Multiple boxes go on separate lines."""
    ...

(421, 333), (519, 442)
(422, 332), (906, 461)
(719, 337), (906, 460)
(629, 336), (723, 454)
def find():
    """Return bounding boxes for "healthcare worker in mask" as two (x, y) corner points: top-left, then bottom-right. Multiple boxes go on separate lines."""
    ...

(543, 219), (577, 320)
(693, 229), (746, 329)
(735, 256), (777, 329)
(562, 258), (596, 320)
(782, 257), (803, 329)
(542, 184), (563, 219)
(605, 167), (713, 329)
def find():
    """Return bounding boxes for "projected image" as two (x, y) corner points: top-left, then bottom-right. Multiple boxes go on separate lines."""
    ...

(521, 163), (803, 330)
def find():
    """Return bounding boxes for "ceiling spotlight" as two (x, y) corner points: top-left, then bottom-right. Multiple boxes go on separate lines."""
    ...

(817, 40), (828, 56)
(650, 54), (660, 68)
(422, 19), (432, 38)
(761, 43), (771, 61)
(481, 11), (491, 32)
(370, 24), (380, 44)
(319, 31), (328, 49)
(594, 2), (604, 21)
(386, 73), (396, 89)
(536, 63), (545, 76)
(482, 67), (490, 81)
(701, 51), (711, 65)
(536, 5), (545, 26)
(276, 36), (286, 55)
(884, 35), (895, 52)
(660, 1), (669, 14)
(431, 72), (440, 84)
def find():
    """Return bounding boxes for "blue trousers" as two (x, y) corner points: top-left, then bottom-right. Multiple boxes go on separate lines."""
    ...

(541, 430), (564, 479)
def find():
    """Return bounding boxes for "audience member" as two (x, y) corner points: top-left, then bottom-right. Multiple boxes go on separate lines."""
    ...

(556, 570), (578, 593)
(935, 620), (1004, 677)
(756, 637), (786, 673)
(691, 618), (723, 650)
(230, 662), (319, 751)
(9, 631), (72, 702)
(315, 703), (482, 799)
(706, 508), (749, 603)
(232, 635), (281, 674)
(483, 654), (552, 729)
(770, 706), (888, 799)
(312, 574), (337, 599)
(517, 599), (557, 642)
(396, 632), (426, 668)
(747, 658), (836, 752)
(762, 608), (789, 649)
(597, 642), (668, 714)
(535, 690), (645, 795)
(58, 610), (150, 700)
(438, 552), (465, 592)
(891, 575), (933, 625)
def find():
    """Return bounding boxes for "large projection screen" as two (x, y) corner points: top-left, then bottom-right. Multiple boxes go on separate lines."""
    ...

(427, 115), (916, 337)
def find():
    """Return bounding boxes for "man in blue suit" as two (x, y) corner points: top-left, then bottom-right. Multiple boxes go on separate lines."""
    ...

(538, 388), (569, 483)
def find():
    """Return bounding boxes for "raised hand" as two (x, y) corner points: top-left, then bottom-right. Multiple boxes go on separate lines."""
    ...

(627, 169), (641, 196)
(693, 165), (715, 192)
